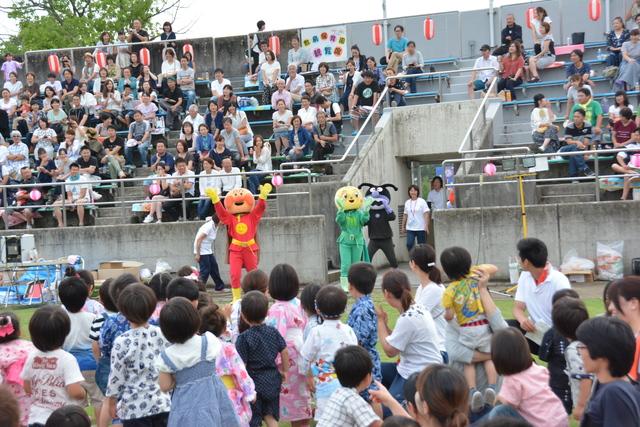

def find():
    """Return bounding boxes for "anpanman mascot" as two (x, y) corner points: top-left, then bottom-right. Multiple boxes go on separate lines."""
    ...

(335, 186), (373, 291)
(206, 183), (272, 301)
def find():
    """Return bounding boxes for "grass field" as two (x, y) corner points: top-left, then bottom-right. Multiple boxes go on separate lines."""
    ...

(6, 290), (604, 427)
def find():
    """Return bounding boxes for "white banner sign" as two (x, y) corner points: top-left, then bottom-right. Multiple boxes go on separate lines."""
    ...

(300, 25), (348, 65)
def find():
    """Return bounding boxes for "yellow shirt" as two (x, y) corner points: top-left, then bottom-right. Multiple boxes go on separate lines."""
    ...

(441, 277), (485, 325)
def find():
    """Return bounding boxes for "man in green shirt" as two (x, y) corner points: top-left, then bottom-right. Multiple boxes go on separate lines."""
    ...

(570, 88), (603, 143)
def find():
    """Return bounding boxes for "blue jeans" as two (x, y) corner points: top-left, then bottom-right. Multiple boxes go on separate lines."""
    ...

(125, 140), (149, 166)
(183, 90), (196, 109)
(248, 171), (266, 194)
(391, 92), (407, 106)
(607, 51), (622, 67)
(558, 144), (588, 176)
(405, 67), (423, 93)
(487, 404), (527, 422)
(197, 199), (212, 220)
(406, 229), (426, 252)
(381, 362), (407, 418)
(95, 356), (110, 394)
(199, 253), (225, 289)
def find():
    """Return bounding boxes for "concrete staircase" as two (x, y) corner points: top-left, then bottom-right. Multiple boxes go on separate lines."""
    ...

(536, 182), (597, 204)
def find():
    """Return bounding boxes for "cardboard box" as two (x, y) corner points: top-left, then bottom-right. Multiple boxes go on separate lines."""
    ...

(97, 261), (144, 281)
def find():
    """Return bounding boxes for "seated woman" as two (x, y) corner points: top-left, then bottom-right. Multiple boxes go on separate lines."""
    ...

(157, 48), (180, 88)
(528, 22), (555, 83)
(286, 115), (313, 162)
(181, 121), (195, 151)
(210, 135), (231, 171)
(137, 65), (158, 91)
(143, 163), (171, 223)
(339, 59), (362, 113)
(225, 103), (253, 149)
(248, 135), (272, 195)
(175, 139), (196, 172)
(138, 80), (158, 103)
(272, 99), (292, 155)
(32, 117), (59, 158)
(95, 79), (122, 122)
(216, 84), (237, 110)
(530, 93), (559, 153)
(616, 28), (640, 90)
(106, 55), (121, 81)
(195, 123), (214, 159)
(204, 101), (223, 139)
(92, 67), (109, 94)
(315, 62), (338, 103)
(607, 17), (630, 67)
(384, 68), (408, 107)
(497, 42), (524, 100)
(365, 56), (385, 87)
(261, 50), (281, 105)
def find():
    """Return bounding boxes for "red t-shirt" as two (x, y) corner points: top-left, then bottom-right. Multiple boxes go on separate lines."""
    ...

(613, 120), (637, 144)
(501, 55), (525, 79)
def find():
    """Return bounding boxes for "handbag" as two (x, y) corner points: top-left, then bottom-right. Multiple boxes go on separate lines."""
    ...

(237, 126), (249, 136)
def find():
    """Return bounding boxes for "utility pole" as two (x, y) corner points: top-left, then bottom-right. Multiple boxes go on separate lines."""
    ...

(489, 0), (495, 47)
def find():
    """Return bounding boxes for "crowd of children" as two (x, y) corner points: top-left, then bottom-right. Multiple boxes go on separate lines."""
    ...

(0, 240), (639, 427)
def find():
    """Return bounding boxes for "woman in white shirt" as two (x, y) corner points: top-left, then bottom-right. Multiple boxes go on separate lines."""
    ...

(409, 244), (448, 360)
(402, 184), (430, 253)
(261, 50), (281, 105)
(248, 135), (272, 195)
(339, 59), (362, 112)
(96, 79), (122, 117)
(225, 103), (253, 147)
(0, 88), (16, 119)
(3, 72), (23, 102)
(608, 90), (635, 122)
(158, 48), (180, 87)
(427, 176), (448, 211)
(530, 7), (553, 41)
(197, 157), (219, 220)
(272, 99), (292, 155)
(530, 93), (559, 152)
(92, 67), (110, 94)
(78, 83), (97, 118)
(376, 269), (443, 402)
(287, 36), (310, 70)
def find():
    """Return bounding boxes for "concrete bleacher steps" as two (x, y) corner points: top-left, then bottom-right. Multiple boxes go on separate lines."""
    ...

(536, 182), (597, 204)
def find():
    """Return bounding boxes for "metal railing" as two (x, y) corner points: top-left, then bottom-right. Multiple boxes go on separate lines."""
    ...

(0, 169), (314, 229)
(442, 147), (640, 204)
(282, 67), (502, 170)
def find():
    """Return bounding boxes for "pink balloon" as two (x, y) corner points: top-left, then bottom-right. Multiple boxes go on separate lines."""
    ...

(484, 163), (497, 176)
(631, 154), (640, 168)
(29, 189), (42, 201)
(149, 183), (161, 195)
(271, 174), (283, 188)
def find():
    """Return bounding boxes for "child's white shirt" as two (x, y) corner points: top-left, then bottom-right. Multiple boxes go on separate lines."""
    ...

(156, 332), (221, 372)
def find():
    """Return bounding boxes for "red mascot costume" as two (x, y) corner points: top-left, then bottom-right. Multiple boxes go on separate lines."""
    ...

(205, 184), (272, 301)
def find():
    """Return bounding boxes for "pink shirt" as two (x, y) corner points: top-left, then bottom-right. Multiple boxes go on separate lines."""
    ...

(498, 364), (568, 427)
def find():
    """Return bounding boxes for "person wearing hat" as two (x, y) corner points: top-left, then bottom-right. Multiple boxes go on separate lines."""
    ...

(467, 44), (499, 99)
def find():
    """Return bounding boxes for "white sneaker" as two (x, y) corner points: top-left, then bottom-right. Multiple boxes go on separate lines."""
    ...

(143, 214), (154, 223)
(470, 389), (484, 412)
(484, 387), (497, 407)
(156, 219), (162, 223)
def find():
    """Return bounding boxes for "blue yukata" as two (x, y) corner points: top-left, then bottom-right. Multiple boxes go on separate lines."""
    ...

(347, 294), (382, 397)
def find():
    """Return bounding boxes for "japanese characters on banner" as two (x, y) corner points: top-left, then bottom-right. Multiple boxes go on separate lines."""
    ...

(300, 25), (348, 66)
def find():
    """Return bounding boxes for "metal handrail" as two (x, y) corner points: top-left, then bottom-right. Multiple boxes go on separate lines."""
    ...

(24, 36), (202, 55)
(457, 75), (501, 155)
(282, 67), (501, 170)
(0, 168), (314, 228)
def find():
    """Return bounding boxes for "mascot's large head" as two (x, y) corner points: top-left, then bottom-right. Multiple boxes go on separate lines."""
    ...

(335, 186), (364, 211)
(224, 188), (255, 214)
(358, 183), (398, 212)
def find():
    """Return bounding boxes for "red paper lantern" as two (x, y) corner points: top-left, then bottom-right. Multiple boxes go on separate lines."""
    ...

(182, 43), (194, 58)
(94, 51), (106, 68)
(139, 48), (151, 66)
(588, 0), (601, 21)
(423, 17), (435, 40)
(268, 35), (280, 56)
(48, 54), (60, 74)
(372, 23), (383, 46)
(526, 7), (536, 30)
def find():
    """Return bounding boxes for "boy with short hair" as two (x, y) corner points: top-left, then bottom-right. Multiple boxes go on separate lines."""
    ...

(58, 276), (104, 421)
(165, 277), (199, 308)
(351, 70), (380, 133)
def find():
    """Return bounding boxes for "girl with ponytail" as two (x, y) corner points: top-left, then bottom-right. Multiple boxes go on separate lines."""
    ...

(409, 244), (448, 363)
(376, 269), (444, 404)
(415, 365), (470, 427)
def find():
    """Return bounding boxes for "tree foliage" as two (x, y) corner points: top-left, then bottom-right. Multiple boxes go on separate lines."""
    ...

(1, 0), (182, 54)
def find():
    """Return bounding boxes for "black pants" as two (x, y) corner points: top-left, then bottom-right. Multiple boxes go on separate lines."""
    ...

(497, 77), (523, 100)
(199, 253), (225, 289)
(493, 44), (509, 57)
(251, 50), (260, 74)
(368, 238), (398, 268)
(122, 413), (169, 427)
(506, 319), (540, 355)
(312, 142), (334, 161)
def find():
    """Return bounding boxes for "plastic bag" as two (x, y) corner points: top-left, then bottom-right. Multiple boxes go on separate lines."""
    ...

(139, 268), (152, 282)
(597, 241), (624, 281)
(154, 259), (172, 275)
(560, 249), (595, 273)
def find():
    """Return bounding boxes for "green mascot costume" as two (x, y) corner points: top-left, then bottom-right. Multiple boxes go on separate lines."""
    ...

(335, 186), (373, 291)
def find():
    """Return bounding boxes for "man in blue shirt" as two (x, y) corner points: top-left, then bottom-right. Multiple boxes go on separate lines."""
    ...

(150, 140), (175, 174)
(386, 25), (408, 73)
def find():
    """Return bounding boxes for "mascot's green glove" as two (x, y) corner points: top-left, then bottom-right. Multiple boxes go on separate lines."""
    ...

(363, 196), (374, 211)
(336, 197), (346, 211)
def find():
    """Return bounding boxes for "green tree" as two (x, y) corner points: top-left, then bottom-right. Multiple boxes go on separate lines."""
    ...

(0, 0), (183, 54)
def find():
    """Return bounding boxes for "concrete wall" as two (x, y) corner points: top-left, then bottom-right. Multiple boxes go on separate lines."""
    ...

(0, 216), (327, 284)
(434, 201), (640, 281)
(455, 172), (537, 209)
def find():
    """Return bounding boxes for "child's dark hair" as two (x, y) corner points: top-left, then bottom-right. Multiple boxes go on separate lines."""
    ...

(576, 317), (636, 377)
(268, 264), (300, 301)
(76, 269), (95, 291)
(44, 405), (91, 427)
(148, 272), (173, 301)
(300, 283), (321, 315)
(402, 372), (420, 411)
(381, 269), (413, 311)
(410, 244), (442, 284)
(241, 290), (269, 323)
(439, 246), (472, 281)
(177, 265), (194, 277)
(118, 284), (157, 325)
(606, 276), (640, 316)
(315, 285), (347, 319)
(98, 278), (118, 312)
(348, 262), (377, 295)
(0, 312), (20, 344)
(0, 385), (20, 427)
(551, 288), (579, 305)
(197, 291), (212, 310)
(491, 327), (533, 375)
(242, 269), (269, 294)
(552, 297), (589, 341)
(160, 297), (201, 344)
(416, 365), (469, 427)
(110, 273), (139, 310)
(333, 345), (373, 388)
(382, 416), (420, 427)
(166, 277), (200, 301)
(58, 277), (89, 313)
(517, 238), (548, 268)
(29, 305), (71, 352)
(199, 304), (226, 336)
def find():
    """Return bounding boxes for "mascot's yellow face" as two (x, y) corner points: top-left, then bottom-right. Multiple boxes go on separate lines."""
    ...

(224, 188), (255, 214)
(335, 186), (364, 210)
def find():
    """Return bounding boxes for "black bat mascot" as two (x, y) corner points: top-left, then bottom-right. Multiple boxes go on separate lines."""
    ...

(358, 183), (399, 268)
